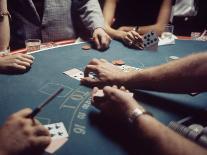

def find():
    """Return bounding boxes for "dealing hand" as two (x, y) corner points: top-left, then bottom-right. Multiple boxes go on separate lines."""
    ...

(81, 58), (127, 87)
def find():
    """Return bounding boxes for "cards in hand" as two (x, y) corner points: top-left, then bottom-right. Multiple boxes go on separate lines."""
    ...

(63, 68), (96, 81)
(44, 122), (69, 153)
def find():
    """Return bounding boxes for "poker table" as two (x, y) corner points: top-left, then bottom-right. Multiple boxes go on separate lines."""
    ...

(0, 39), (207, 155)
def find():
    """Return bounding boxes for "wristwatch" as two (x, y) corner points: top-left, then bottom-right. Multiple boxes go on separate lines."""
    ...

(0, 11), (11, 22)
(128, 107), (152, 123)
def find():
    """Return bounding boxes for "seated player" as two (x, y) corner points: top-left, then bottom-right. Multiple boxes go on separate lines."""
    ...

(82, 52), (207, 93)
(172, 0), (207, 36)
(0, 108), (51, 155)
(102, 0), (172, 47)
(0, 53), (34, 73)
(91, 86), (207, 155)
(0, 0), (111, 51)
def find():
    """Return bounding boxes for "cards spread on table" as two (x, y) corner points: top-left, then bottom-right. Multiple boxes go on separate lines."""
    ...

(63, 68), (96, 81)
(44, 122), (69, 154)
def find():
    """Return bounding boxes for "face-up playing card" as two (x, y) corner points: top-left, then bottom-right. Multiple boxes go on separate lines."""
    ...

(63, 68), (84, 81)
(116, 65), (141, 72)
(44, 122), (69, 140)
(63, 68), (96, 81)
(44, 122), (69, 154)
(142, 31), (159, 49)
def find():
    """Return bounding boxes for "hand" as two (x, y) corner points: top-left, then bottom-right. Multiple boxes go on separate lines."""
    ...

(91, 86), (143, 121)
(81, 58), (127, 87)
(0, 108), (51, 155)
(0, 53), (34, 72)
(122, 30), (143, 49)
(118, 26), (135, 32)
(92, 28), (111, 50)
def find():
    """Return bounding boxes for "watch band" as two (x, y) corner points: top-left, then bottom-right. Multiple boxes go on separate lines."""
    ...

(128, 107), (152, 123)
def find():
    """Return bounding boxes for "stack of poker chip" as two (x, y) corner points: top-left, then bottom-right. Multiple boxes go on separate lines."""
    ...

(168, 121), (207, 148)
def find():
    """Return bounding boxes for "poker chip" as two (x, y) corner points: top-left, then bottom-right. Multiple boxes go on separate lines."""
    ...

(82, 44), (91, 50)
(168, 55), (179, 61)
(112, 59), (125, 65)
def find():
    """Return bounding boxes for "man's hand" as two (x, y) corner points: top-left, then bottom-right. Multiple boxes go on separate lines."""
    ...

(92, 28), (111, 50)
(91, 86), (142, 120)
(0, 53), (34, 72)
(81, 58), (127, 87)
(0, 108), (51, 155)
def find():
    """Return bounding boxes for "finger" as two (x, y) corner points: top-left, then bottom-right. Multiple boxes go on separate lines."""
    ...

(84, 65), (99, 77)
(34, 125), (50, 136)
(91, 87), (99, 103)
(88, 58), (101, 65)
(21, 54), (35, 60)
(18, 56), (34, 64)
(14, 108), (33, 117)
(131, 31), (142, 41)
(126, 32), (136, 41)
(11, 63), (27, 70)
(32, 119), (41, 126)
(99, 35), (110, 50)
(15, 59), (31, 67)
(81, 77), (100, 86)
(93, 35), (101, 50)
(100, 58), (107, 63)
(31, 136), (51, 149)
(112, 85), (118, 89)
(120, 86), (126, 91)
(123, 36), (133, 45)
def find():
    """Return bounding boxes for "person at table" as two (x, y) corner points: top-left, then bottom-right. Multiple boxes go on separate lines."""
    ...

(0, 108), (51, 155)
(102, 0), (172, 47)
(171, 0), (207, 36)
(91, 86), (207, 155)
(82, 52), (207, 93)
(0, 0), (111, 51)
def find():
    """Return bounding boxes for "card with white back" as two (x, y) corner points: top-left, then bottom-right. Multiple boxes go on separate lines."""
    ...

(142, 31), (159, 50)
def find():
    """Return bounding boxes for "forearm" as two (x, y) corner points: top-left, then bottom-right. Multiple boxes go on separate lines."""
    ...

(0, 0), (10, 51)
(134, 115), (207, 155)
(105, 24), (125, 40)
(124, 52), (207, 93)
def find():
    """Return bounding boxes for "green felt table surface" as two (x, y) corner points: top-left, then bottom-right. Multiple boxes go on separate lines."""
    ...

(0, 40), (207, 155)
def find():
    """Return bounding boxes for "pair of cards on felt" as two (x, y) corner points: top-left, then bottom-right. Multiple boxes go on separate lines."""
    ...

(63, 65), (141, 81)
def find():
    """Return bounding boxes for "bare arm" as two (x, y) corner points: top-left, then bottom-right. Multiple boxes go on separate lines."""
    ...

(124, 52), (207, 93)
(103, 0), (127, 40)
(134, 114), (207, 155)
(92, 86), (207, 155)
(137, 0), (172, 36)
(0, 0), (10, 51)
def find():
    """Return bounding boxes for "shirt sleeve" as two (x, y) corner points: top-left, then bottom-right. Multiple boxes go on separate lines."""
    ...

(74, 0), (105, 35)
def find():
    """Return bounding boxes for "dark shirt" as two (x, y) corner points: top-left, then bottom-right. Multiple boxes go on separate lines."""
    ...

(113, 0), (163, 28)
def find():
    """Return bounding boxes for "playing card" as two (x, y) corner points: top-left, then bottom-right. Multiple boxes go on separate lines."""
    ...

(44, 122), (69, 154)
(63, 68), (84, 81)
(63, 68), (96, 81)
(116, 65), (141, 72)
(44, 122), (69, 140)
(142, 31), (159, 49)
